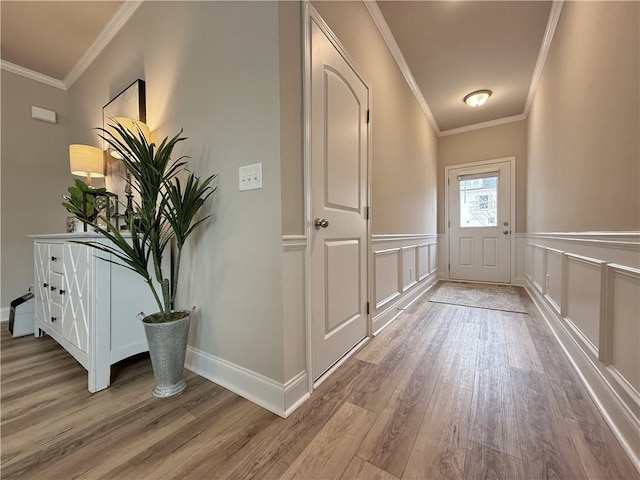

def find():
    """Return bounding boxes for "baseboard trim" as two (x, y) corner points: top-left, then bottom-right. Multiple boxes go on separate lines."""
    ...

(526, 282), (640, 472)
(284, 370), (310, 416)
(514, 276), (527, 287)
(185, 347), (310, 418)
(372, 274), (438, 335)
(1, 307), (10, 322)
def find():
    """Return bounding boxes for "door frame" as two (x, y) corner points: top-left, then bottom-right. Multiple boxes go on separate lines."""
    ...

(303, 2), (373, 391)
(444, 156), (516, 284)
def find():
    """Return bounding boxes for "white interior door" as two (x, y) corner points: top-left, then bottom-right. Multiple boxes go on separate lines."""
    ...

(310, 17), (369, 381)
(448, 160), (512, 283)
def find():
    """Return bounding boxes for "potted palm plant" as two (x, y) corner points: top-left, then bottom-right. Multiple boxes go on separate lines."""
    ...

(80, 119), (217, 397)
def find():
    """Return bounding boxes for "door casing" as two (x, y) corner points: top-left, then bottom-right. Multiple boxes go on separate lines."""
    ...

(444, 156), (516, 284)
(303, 3), (372, 391)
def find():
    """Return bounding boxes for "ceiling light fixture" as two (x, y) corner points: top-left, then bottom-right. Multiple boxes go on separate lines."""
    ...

(464, 90), (492, 107)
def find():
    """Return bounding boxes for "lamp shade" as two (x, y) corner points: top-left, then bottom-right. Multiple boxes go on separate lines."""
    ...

(69, 144), (105, 178)
(108, 117), (150, 159)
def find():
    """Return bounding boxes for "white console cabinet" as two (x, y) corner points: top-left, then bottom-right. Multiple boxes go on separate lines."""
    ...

(32, 233), (160, 392)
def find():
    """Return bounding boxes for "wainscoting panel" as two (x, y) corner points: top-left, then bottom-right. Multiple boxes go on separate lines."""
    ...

(282, 236), (308, 387)
(524, 232), (640, 470)
(401, 246), (418, 292)
(417, 244), (429, 281)
(607, 264), (640, 394)
(565, 254), (605, 356)
(532, 244), (545, 293)
(374, 248), (401, 309)
(437, 234), (446, 279)
(545, 248), (563, 313)
(429, 242), (438, 275)
(372, 234), (438, 334)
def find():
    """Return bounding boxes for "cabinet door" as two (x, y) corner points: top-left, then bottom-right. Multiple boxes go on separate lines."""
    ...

(61, 243), (91, 353)
(34, 243), (50, 325)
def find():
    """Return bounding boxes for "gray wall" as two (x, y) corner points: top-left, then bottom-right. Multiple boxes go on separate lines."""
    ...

(310, 1), (438, 235)
(527, 1), (639, 232)
(65, 1), (286, 381)
(1, 71), (70, 307)
(279, 1), (304, 236)
(438, 120), (528, 234)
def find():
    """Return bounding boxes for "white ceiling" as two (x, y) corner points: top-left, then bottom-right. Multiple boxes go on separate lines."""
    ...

(0, 0), (559, 135)
(377, 1), (553, 132)
(1, 1), (124, 81)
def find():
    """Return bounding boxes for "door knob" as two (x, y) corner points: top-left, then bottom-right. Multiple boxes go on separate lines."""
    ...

(503, 230), (510, 234)
(314, 218), (330, 230)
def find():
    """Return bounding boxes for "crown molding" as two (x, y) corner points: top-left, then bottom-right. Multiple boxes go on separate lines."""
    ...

(439, 114), (527, 137)
(363, 0), (564, 139)
(0, 60), (66, 90)
(64, 1), (144, 89)
(524, 0), (564, 116)
(363, 0), (440, 136)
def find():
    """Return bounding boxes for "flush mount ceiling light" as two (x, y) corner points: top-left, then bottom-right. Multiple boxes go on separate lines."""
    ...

(464, 90), (492, 107)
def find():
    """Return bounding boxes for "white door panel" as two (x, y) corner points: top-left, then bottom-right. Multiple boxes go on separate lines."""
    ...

(449, 161), (512, 283)
(310, 18), (369, 381)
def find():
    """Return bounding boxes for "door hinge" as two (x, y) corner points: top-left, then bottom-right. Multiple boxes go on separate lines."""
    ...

(448, 178), (450, 185)
(365, 206), (370, 220)
(366, 301), (370, 315)
(366, 109), (370, 124)
(448, 263), (450, 271)
(448, 220), (450, 228)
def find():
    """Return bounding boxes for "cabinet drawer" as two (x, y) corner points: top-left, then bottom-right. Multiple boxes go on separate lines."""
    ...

(49, 272), (65, 305)
(49, 302), (63, 329)
(49, 244), (64, 273)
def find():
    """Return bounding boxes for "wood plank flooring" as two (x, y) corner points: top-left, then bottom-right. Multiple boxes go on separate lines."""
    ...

(2, 286), (638, 479)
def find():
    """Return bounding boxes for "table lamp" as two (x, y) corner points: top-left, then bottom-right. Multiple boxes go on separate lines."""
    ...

(69, 144), (105, 187)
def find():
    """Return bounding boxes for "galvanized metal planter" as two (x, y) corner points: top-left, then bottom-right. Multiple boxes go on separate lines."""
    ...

(139, 309), (193, 398)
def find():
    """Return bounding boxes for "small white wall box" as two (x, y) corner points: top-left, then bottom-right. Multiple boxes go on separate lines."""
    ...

(31, 105), (57, 124)
(9, 292), (35, 337)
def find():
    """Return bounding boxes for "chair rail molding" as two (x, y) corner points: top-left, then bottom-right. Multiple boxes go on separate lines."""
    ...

(523, 231), (640, 471)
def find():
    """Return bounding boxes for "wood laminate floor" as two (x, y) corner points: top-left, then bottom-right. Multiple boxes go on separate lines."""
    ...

(2, 286), (638, 479)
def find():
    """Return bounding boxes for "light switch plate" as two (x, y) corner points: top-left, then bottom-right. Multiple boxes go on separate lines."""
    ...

(239, 162), (263, 191)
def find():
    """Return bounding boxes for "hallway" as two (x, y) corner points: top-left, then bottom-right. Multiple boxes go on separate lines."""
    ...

(1, 284), (637, 479)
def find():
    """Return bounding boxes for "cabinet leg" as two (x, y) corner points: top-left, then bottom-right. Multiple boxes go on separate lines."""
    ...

(88, 366), (111, 393)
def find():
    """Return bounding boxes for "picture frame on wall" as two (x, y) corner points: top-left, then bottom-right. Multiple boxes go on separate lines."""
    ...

(102, 79), (146, 204)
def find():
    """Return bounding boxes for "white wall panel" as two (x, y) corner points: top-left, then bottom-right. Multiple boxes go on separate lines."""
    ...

(402, 246), (417, 292)
(429, 242), (438, 275)
(282, 238), (307, 383)
(524, 233), (640, 468)
(374, 249), (401, 309)
(371, 235), (438, 334)
(565, 255), (603, 353)
(533, 245), (545, 293)
(418, 244), (429, 281)
(545, 248), (563, 313)
(609, 266), (640, 393)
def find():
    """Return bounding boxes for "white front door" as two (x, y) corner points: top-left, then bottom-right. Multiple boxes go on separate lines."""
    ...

(310, 16), (369, 381)
(448, 159), (513, 283)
